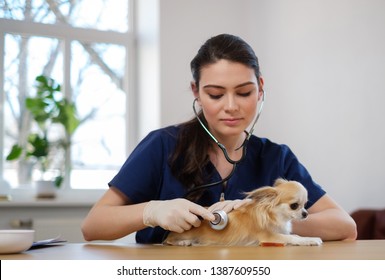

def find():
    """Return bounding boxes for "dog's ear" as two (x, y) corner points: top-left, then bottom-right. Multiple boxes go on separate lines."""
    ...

(246, 186), (278, 204)
(273, 178), (288, 187)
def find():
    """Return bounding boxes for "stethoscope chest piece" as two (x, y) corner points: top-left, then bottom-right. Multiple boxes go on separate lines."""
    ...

(209, 210), (228, 230)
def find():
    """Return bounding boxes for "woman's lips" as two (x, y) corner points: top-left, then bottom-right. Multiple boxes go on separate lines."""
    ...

(221, 118), (242, 126)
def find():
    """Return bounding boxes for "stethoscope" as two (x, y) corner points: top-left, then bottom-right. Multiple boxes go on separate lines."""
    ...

(186, 90), (266, 230)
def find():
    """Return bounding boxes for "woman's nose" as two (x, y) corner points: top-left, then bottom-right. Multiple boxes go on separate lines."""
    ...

(224, 95), (239, 112)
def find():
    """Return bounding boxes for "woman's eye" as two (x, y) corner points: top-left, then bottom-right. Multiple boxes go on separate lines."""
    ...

(208, 94), (223, 100)
(238, 91), (252, 97)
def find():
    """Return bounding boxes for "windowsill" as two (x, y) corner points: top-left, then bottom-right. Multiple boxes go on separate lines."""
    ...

(0, 188), (105, 208)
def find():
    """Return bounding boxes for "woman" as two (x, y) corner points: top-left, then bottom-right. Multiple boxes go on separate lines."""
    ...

(82, 34), (357, 243)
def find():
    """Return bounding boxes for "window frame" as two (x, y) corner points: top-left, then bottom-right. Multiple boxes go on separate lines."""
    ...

(0, 1), (138, 193)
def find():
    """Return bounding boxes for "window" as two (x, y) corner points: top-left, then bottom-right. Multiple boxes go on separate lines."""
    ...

(0, 0), (136, 190)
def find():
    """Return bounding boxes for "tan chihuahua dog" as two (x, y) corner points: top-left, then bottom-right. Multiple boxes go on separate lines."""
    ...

(164, 179), (322, 246)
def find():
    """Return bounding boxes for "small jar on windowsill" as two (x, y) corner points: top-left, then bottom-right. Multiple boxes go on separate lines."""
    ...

(34, 180), (58, 199)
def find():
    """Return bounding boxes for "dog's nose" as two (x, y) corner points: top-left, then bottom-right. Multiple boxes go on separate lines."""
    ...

(302, 210), (308, 219)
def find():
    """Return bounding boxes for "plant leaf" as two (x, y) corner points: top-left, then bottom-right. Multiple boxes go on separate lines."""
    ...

(6, 144), (23, 161)
(27, 134), (49, 158)
(35, 75), (61, 94)
(54, 100), (80, 135)
(54, 176), (64, 188)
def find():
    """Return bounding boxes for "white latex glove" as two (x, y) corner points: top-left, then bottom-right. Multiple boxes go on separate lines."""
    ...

(143, 198), (215, 233)
(208, 199), (253, 213)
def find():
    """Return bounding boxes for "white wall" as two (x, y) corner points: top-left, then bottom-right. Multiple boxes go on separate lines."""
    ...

(155, 0), (385, 213)
(249, 0), (385, 213)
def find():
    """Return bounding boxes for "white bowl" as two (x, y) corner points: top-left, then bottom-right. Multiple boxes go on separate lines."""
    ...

(0, 229), (35, 254)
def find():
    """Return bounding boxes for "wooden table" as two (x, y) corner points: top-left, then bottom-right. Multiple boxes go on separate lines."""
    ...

(1, 240), (385, 260)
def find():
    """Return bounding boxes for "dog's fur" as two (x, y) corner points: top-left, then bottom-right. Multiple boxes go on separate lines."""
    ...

(164, 179), (322, 246)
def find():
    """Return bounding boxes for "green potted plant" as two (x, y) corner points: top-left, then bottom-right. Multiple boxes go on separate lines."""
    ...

(6, 75), (80, 198)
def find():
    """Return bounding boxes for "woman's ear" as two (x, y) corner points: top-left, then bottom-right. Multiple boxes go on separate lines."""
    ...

(258, 77), (264, 100)
(191, 82), (199, 99)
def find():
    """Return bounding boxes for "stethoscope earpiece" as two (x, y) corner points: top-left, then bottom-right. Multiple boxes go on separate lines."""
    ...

(209, 210), (228, 230)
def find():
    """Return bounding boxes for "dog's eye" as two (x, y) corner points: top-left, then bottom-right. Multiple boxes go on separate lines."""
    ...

(290, 203), (299, 210)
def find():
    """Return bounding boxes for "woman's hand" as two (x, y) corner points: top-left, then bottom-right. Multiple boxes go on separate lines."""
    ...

(208, 198), (252, 213)
(143, 198), (215, 233)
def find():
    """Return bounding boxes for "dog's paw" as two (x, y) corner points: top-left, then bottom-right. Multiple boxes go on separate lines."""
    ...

(307, 237), (323, 246)
(165, 239), (193, 246)
(293, 236), (323, 246)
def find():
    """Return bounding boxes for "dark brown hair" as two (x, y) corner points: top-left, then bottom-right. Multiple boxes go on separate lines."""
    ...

(169, 34), (262, 200)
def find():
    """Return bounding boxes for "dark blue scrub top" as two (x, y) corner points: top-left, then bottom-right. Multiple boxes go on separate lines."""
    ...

(109, 125), (326, 244)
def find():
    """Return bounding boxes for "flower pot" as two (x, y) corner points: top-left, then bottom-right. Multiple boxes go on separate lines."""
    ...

(34, 180), (57, 199)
